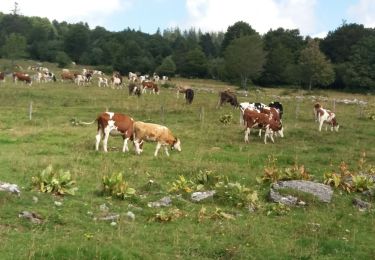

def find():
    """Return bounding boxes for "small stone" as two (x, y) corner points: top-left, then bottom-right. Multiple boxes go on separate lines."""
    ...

(54, 201), (62, 207)
(126, 211), (135, 221)
(32, 196), (38, 203)
(110, 221), (117, 226)
(99, 203), (109, 212)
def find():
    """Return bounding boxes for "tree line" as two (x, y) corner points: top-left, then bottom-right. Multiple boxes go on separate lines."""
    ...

(0, 11), (374, 92)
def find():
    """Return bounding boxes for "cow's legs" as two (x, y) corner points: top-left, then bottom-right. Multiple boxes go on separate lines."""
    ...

(133, 139), (143, 155)
(103, 127), (111, 152)
(318, 120), (323, 131)
(122, 137), (129, 152)
(244, 127), (251, 143)
(95, 130), (102, 151)
(163, 145), (170, 157)
(154, 142), (162, 156)
(258, 129), (262, 138)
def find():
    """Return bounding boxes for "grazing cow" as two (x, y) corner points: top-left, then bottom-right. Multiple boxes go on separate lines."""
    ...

(61, 72), (75, 82)
(75, 74), (87, 86)
(98, 77), (109, 87)
(129, 72), (137, 82)
(142, 81), (159, 94)
(218, 89), (239, 107)
(176, 86), (189, 99)
(269, 101), (284, 120)
(13, 72), (32, 86)
(185, 89), (194, 104)
(80, 112), (135, 153)
(111, 76), (122, 88)
(0, 72), (5, 83)
(133, 121), (181, 156)
(243, 109), (284, 144)
(128, 83), (142, 97)
(313, 103), (339, 132)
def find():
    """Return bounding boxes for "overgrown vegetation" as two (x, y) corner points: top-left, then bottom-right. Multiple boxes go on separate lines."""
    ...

(101, 172), (136, 200)
(31, 164), (78, 195)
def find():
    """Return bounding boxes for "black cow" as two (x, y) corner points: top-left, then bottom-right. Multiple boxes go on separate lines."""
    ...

(269, 101), (284, 119)
(185, 89), (194, 104)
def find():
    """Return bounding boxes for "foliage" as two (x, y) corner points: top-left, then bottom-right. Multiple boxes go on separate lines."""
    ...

(219, 113), (233, 125)
(258, 156), (312, 184)
(192, 170), (227, 191)
(149, 208), (185, 222)
(298, 40), (335, 90)
(155, 56), (176, 76)
(224, 35), (266, 89)
(221, 21), (257, 53)
(363, 104), (375, 120)
(168, 175), (194, 193)
(101, 172), (136, 200)
(266, 203), (291, 216)
(198, 207), (236, 222)
(31, 165), (78, 195)
(1, 33), (27, 62)
(324, 157), (374, 193)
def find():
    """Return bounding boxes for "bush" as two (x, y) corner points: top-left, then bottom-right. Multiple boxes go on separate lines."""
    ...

(101, 172), (136, 200)
(31, 165), (78, 195)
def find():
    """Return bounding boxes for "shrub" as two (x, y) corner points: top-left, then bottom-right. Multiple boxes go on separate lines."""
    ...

(101, 172), (136, 200)
(31, 165), (78, 195)
(219, 114), (233, 125)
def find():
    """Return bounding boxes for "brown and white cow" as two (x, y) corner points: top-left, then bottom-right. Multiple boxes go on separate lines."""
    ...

(13, 72), (32, 86)
(0, 72), (5, 83)
(61, 72), (75, 82)
(313, 103), (339, 132)
(142, 81), (159, 94)
(133, 121), (181, 156)
(243, 109), (284, 144)
(96, 112), (135, 152)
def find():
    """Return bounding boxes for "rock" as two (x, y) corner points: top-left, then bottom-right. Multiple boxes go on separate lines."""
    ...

(147, 196), (172, 208)
(272, 180), (333, 203)
(99, 203), (109, 212)
(126, 211), (135, 221)
(18, 211), (43, 224)
(110, 221), (117, 226)
(32, 196), (38, 203)
(191, 191), (216, 202)
(0, 182), (21, 195)
(54, 201), (62, 207)
(98, 213), (120, 221)
(353, 198), (371, 211)
(127, 204), (143, 211)
(269, 188), (298, 206)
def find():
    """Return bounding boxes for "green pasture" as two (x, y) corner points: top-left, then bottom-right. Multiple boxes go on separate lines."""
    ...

(0, 76), (374, 259)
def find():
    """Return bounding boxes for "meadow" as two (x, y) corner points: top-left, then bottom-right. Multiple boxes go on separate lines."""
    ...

(0, 73), (374, 259)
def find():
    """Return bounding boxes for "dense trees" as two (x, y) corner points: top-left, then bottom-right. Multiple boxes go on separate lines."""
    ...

(0, 11), (374, 91)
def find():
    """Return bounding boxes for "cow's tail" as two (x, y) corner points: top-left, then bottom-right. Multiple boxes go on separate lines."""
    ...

(71, 117), (96, 126)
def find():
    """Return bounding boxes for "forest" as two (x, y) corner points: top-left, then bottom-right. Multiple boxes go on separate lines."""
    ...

(1, 11), (375, 92)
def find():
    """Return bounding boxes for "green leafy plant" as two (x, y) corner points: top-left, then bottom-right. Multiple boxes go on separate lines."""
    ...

(219, 113), (233, 125)
(192, 170), (227, 191)
(266, 203), (291, 216)
(215, 181), (260, 209)
(324, 162), (353, 193)
(168, 175), (194, 193)
(150, 208), (185, 222)
(31, 164), (78, 195)
(198, 206), (236, 222)
(101, 172), (136, 200)
(257, 155), (281, 183)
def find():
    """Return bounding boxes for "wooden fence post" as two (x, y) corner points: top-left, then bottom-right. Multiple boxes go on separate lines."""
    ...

(160, 105), (165, 123)
(200, 106), (205, 125)
(29, 101), (33, 120)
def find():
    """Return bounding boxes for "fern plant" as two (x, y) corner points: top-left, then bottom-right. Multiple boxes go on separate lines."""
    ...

(31, 164), (78, 195)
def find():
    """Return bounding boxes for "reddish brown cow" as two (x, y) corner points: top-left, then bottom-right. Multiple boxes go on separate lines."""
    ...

(61, 72), (75, 82)
(243, 109), (283, 144)
(142, 81), (159, 94)
(13, 72), (32, 86)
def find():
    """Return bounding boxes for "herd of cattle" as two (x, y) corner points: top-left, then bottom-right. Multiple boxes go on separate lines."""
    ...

(1, 66), (340, 156)
(76, 89), (339, 156)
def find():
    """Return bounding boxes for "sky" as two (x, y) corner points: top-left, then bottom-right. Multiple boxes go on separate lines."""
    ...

(1, 0), (375, 38)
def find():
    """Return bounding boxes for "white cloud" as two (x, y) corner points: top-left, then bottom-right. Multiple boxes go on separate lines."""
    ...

(184, 0), (318, 35)
(0, 0), (132, 28)
(348, 0), (375, 28)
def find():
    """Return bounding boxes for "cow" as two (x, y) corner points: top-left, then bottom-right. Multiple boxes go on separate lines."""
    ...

(185, 88), (194, 104)
(129, 72), (137, 82)
(133, 121), (181, 157)
(243, 109), (284, 144)
(13, 72), (32, 86)
(0, 72), (5, 83)
(218, 89), (239, 108)
(313, 103), (339, 132)
(128, 83), (142, 96)
(98, 77), (109, 87)
(111, 76), (122, 88)
(79, 112), (135, 153)
(269, 101), (284, 120)
(142, 81), (159, 94)
(61, 72), (75, 82)
(176, 86), (188, 99)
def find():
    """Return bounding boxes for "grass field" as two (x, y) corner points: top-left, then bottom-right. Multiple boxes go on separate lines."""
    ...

(0, 75), (374, 259)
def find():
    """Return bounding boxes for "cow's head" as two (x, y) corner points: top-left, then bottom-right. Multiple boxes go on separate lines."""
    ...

(171, 138), (181, 152)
